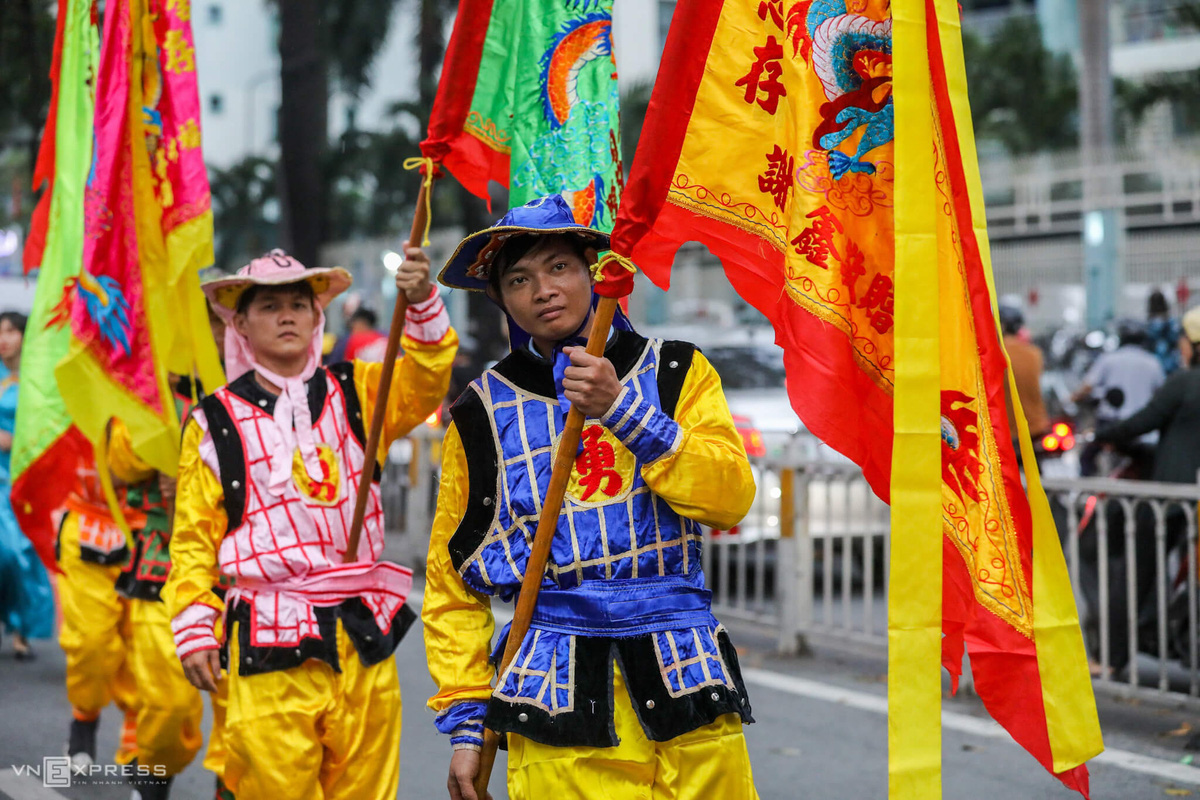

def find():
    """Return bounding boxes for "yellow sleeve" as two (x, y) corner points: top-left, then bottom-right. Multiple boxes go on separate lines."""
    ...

(641, 350), (756, 530)
(353, 327), (459, 463)
(163, 418), (227, 620)
(107, 418), (157, 485)
(423, 422), (496, 713)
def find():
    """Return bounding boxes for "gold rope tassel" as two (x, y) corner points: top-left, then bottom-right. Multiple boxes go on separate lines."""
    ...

(402, 156), (437, 247)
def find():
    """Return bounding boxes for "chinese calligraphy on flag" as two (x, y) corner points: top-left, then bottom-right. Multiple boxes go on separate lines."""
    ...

(606, 0), (1102, 796)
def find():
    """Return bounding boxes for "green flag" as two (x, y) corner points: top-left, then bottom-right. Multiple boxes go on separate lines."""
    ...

(421, 0), (623, 228)
(12, 0), (98, 571)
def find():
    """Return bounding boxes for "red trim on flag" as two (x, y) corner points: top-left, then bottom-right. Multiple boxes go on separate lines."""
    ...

(629, 201), (894, 498)
(10, 425), (88, 574)
(23, 0), (69, 274)
(420, 0), (499, 200)
(32, 0), (67, 192)
(610, 0), (726, 260)
(22, 191), (52, 274)
(926, 3), (1089, 795)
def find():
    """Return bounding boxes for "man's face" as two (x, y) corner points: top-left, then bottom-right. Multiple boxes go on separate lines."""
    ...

(207, 305), (226, 354)
(233, 285), (317, 367)
(495, 238), (595, 346)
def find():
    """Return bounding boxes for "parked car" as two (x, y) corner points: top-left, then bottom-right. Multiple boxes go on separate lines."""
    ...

(644, 324), (803, 452)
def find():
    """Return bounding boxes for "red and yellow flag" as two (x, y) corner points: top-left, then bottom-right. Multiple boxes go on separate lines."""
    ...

(55, 0), (222, 476)
(609, 0), (1102, 795)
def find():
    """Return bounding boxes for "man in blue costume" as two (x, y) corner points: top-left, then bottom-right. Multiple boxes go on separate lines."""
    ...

(423, 195), (760, 800)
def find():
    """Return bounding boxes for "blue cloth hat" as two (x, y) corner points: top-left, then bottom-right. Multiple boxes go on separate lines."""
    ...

(438, 194), (610, 292)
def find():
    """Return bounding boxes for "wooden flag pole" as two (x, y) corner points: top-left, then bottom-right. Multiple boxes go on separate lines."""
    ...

(474, 294), (620, 797)
(343, 173), (435, 564)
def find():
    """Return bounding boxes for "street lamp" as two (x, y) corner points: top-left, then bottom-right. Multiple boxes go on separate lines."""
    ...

(382, 250), (403, 273)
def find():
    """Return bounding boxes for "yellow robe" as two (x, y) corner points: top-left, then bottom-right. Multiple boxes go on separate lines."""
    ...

(56, 508), (139, 764)
(423, 349), (760, 799)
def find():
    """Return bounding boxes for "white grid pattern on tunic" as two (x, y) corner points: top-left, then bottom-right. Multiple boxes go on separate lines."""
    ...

(494, 630), (577, 716)
(466, 353), (703, 586)
(202, 374), (387, 644)
(654, 627), (732, 699)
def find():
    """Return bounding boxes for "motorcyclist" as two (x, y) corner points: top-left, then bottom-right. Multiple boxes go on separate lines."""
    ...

(1000, 305), (1050, 444)
(1073, 319), (1165, 477)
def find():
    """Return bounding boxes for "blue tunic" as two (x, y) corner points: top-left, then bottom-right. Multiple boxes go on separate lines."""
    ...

(0, 364), (55, 639)
(440, 331), (753, 748)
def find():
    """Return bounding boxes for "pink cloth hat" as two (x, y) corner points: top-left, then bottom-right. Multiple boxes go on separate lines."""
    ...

(201, 250), (352, 496)
(202, 249), (352, 323)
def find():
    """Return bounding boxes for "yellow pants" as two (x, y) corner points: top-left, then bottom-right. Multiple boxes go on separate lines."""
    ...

(57, 512), (138, 762)
(128, 597), (205, 776)
(204, 675), (230, 780)
(508, 665), (759, 800)
(223, 618), (402, 799)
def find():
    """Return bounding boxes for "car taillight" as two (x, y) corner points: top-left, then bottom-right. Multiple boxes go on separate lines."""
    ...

(1048, 421), (1075, 451)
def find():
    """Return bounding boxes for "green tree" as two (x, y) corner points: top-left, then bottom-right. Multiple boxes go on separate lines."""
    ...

(406, 0), (503, 361)
(1119, 1), (1200, 136)
(273, 0), (404, 269)
(327, 111), (423, 241)
(0, 0), (56, 229)
(961, 16), (1079, 154)
(209, 157), (281, 271)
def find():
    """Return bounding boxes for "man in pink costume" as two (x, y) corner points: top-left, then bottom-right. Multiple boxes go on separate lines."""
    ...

(164, 246), (457, 798)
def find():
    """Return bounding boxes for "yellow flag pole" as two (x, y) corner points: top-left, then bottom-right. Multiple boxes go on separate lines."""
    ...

(890, 0), (944, 797)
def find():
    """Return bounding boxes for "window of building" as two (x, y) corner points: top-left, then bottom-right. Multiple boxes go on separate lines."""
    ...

(658, 1), (675, 52)
(1122, 0), (1193, 43)
(209, 93), (224, 114)
(208, 4), (222, 24)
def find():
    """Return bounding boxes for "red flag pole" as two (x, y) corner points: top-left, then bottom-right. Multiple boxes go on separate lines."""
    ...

(343, 172), (436, 563)
(473, 294), (620, 796)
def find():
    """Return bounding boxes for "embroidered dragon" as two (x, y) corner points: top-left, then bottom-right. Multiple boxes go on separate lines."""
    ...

(538, 11), (615, 227)
(789, 0), (894, 179)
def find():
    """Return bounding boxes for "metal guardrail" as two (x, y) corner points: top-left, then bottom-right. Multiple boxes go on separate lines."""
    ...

(703, 460), (889, 653)
(704, 456), (1200, 706)
(380, 423), (441, 569)
(1044, 475), (1200, 704)
(390, 428), (1200, 706)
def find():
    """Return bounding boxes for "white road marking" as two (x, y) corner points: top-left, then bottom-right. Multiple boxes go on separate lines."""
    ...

(0, 769), (68, 800)
(742, 667), (1200, 786)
